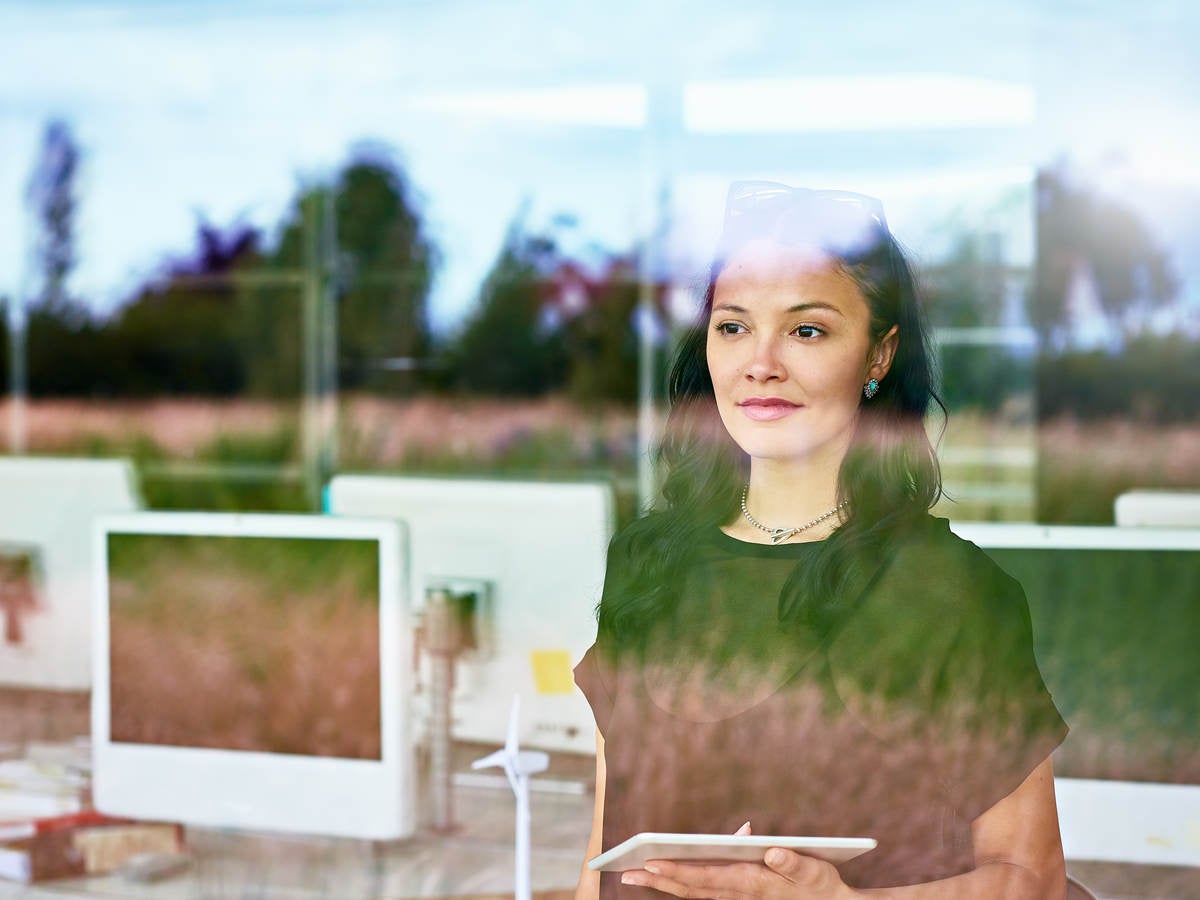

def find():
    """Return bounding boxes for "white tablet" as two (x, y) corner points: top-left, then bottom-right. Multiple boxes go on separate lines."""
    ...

(588, 833), (877, 872)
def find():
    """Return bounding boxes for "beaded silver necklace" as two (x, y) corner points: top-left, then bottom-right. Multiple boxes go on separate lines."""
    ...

(739, 485), (848, 545)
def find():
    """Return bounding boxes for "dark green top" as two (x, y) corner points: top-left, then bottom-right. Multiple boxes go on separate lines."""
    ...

(576, 515), (1067, 894)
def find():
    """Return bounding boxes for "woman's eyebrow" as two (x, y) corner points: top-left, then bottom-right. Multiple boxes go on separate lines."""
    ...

(712, 301), (845, 317)
(788, 301), (845, 317)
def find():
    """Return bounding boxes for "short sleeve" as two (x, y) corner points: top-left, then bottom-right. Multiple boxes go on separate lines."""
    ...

(935, 557), (1068, 821)
(572, 527), (638, 739)
(827, 518), (1068, 822)
(573, 643), (615, 738)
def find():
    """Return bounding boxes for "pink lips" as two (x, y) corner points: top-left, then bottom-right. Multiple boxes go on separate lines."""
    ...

(738, 398), (801, 421)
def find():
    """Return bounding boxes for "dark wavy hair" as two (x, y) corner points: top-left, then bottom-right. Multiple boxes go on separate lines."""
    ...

(598, 202), (944, 651)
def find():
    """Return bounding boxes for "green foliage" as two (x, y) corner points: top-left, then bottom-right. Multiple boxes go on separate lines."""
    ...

(198, 424), (297, 466)
(995, 545), (1200, 781)
(25, 297), (114, 396)
(437, 211), (648, 403)
(1036, 334), (1200, 423)
(1035, 455), (1131, 525)
(336, 156), (436, 393)
(438, 219), (567, 396)
(245, 152), (438, 397)
(562, 260), (641, 406)
(923, 233), (1032, 413)
(21, 120), (106, 397)
(106, 288), (245, 396)
(137, 474), (310, 513)
(19, 144), (435, 400)
(937, 345), (1032, 414)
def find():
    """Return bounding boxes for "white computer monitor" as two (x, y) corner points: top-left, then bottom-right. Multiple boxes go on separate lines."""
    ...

(92, 512), (414, 840)
(327, 476), (613, 754)
(950, 522), (1200, 867)
(0, 458), (139, 690)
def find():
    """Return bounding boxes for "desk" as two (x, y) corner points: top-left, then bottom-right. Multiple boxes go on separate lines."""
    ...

(0, 782), (591, 899)
(0, 694), (593, 899)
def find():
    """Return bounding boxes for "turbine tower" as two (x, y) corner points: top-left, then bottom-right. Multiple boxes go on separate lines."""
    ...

(471, 695), (549, 900)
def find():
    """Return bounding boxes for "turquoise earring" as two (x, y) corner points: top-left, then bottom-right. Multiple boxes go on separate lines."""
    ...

(863, 378), (879, 399)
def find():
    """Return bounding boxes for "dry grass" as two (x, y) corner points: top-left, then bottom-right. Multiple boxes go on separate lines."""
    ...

(109, 538), (382, 760)
(1, 397), (299, 457)
(1038, 417), (1200, 523)
(0, 687), (89, 746)
(336, 394), (638, 469)
(7, 397), (1197, 525)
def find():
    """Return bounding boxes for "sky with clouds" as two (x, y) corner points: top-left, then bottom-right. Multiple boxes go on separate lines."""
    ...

(1, 0), (1197, 333)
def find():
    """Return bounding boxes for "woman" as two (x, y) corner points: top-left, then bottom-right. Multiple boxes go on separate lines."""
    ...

(574, 183), (1069, 898)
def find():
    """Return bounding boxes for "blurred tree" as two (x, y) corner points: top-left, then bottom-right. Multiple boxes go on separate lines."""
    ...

(440, 210), (657, 403)
(439, 208), (567, 396)
(1036, 333), (1200, 423)
(238, 214), (305, 397)
(26, 296), (107, 396)
(923, 233), (1006, 328)
(175, 221), (261, 276)
(95, 219), (261, 396)
(23, 119), (98, 396)
(336, 151), (437, 392)
(1034, 165), (1178, 348)
(248, 147), (437, 396)
(26, 119), (79, 311)
(560, 255), (640, 406)
(922, 232), (1027, 413)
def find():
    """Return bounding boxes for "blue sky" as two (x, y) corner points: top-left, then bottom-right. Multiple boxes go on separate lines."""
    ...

(2, 0), (1197, 334)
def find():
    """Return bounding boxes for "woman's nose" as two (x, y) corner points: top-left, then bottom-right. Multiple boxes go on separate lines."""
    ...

(743, 336), (786, 381)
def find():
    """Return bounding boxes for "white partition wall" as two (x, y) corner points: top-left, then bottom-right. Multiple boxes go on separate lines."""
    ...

(328, 476), (613, 754)
(1055, 778), (1200, 867)
(0, 458), (140, 689)
(1114, 491), (1200, 528)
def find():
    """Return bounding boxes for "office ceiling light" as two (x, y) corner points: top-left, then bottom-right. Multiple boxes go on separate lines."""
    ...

(684, 74), (1035, 133)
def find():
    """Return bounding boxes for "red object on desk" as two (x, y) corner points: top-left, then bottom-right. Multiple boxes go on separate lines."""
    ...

(0, 809), (128, 843)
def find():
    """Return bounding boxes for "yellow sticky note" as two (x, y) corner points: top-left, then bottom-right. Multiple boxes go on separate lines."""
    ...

(530, 650), (575, 695)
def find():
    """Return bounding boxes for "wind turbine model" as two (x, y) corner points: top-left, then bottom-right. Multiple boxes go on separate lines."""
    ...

(472, 695), (550, 900)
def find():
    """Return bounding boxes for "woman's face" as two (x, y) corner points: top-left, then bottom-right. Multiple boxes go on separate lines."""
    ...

(706, 239), (897, 466)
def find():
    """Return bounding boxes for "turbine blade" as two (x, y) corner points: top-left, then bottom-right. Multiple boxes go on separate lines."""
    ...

(471, 749), (509, 771)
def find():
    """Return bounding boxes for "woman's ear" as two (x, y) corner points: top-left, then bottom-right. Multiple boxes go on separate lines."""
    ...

(868, 324), (899, 382)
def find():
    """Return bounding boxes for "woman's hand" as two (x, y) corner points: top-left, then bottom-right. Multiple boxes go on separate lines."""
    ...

(620, 823), (861, 900)
(620, 850), (860, 899)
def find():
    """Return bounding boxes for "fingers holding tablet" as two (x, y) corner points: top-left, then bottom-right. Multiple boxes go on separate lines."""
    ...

(587, 832), (876, 872)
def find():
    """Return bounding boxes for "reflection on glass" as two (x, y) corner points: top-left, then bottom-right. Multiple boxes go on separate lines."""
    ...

(108, 534), (381, 760)
(988, 546), (1200, 785)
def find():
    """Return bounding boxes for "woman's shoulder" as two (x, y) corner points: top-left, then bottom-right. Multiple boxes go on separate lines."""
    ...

(606, 509), (708, 560)
(889, 514), (1011, 576)
(880, 514), (1025, 613)
(606, 510), (669, 558)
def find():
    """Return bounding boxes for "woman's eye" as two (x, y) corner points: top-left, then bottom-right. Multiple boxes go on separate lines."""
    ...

(715, 322), (746, 335)
(794, 324), (824, 339)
